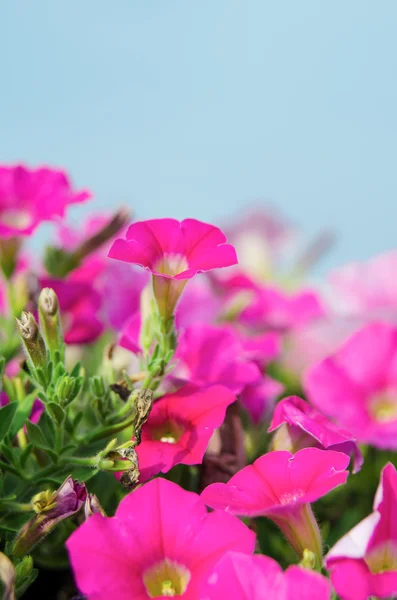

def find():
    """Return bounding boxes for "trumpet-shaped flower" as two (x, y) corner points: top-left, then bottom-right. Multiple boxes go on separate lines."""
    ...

(304, 322), (397, 449)
(66, 478), (255, 600)
(108, 218), (237, 318)
(269, 396), (363, 472)
(201, 448), (350, 563)
(136, 384), (236, 481)
(326, 463), (397, 600)
(0, 164), (90, 238)
(203, 552), (331, 600)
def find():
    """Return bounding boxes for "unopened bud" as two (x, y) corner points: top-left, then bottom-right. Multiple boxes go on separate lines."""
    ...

(38, 288), (63, 361)
(15, 312), (47, 373)
(31, 490), (57, 514)
(84, 494), (106, 519)
(101, 441), (140, 490)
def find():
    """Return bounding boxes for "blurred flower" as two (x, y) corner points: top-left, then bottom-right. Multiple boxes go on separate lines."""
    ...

(204, 552), (331, 600)
(13, 477), (87, 557)
(108, 218), (237, 319)
(304, 322), (397, 449)
(171, 324), (260, 394)
(201, 448), (350, 563)
(326, 463), (397, 600)
(136, 384), (236, 481)
(66, 477), (255, 600)
(0, 165), (90, 238)
(330, 250), (397, 315)
(239, 377), (284, 424)
(269, 396), (363, 472)
(0, 552), (15, 600)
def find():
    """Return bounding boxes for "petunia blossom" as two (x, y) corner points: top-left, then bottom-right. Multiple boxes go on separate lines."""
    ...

(203, 552), (331, 600)
(201, 448), (350, 565)
(326, 463), (397, 600)
(136, 384), (236, 481)
(170, 324), (260, 395)
(0, 164), (90, 238)
(268, 396), (363, 472)
(108, 218), (237, 319)
(66, 477), (255, 600)
(304, 322), (397, 449)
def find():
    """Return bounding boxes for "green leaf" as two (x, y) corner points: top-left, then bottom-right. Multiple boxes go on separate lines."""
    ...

(38, 411), (56, 446)
(9, 393), (36, 438)
(25, 421), (47, 449)
(46, 402), (65, 426)
(0, 403), (18, 442)
(19, 444), (34, 469)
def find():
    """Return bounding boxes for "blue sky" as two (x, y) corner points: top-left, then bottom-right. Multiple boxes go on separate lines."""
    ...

(1, 1), (397, 273)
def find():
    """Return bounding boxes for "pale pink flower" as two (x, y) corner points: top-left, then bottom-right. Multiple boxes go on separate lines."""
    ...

(326, 463), (397, 600)
(66, 477), (255, 600)
(201, 448), (350, 563)
(136, 384), (236, 481)
(108, 218), (237, 319)
(304, 322), (397, 449)
(0, 164), (90, 238)
(204, 552), (331, 600)
(269, 396), (363, 472)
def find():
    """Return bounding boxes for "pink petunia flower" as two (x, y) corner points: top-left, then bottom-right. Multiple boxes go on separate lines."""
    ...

(170, 324), (260, 395)
(326, 463), (397, 600)
(0, 164), (90, 238)
(136, 384), (236, 481)
(268, 396), (363, 472)
(108, 218), (237, 319)
(201, 448), (350, 564)
(66, 477), (255, 600)
(203, 552), (331, 600)
(304, 322), (397, 449)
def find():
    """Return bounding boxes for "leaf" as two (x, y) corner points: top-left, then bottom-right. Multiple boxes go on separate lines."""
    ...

(0, 403), (18, 442)
(38, 411), (56, 446)
(9, 392), (36, 438)
(25, 421), (47, 449)
(19, 444), (34, 469)
(46, 402), (65, 426)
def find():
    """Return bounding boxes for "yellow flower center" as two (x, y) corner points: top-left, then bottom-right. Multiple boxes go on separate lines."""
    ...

(143, 559), (191, 597)
(155, 253), (188, 277)
(152, 420), (184, 444)
(366, 541), (397, 573)
(370, 391), (397, 423)
(31, 490), (57, 513)
(0, 208), (32, 230)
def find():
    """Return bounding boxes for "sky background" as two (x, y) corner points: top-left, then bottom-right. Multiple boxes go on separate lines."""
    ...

(1, 1), (397, 275)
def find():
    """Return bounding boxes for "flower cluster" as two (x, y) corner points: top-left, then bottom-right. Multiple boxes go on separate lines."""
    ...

(0, 163), (396, 599)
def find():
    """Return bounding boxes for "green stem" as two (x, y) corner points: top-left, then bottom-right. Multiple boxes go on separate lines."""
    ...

(0, 460), (28, 479)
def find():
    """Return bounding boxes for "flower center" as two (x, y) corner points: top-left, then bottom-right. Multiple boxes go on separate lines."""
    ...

(279, 489), (305, 505)
(365, 541), (397, 573)
(0, 208), (32, 230)
(154, 253), (189, 277)
(370, 390), (397, 423)
(143, 559), (191, 597)
(152, 420), (185, 444)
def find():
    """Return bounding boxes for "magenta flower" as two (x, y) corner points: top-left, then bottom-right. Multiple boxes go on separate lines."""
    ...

(201, 448), (350, 563)
(171, 324), (260, 395)
(269, 396), (363, 472)
(204, 552), (331, 600)
(326, 463), (397, 600)
(108, 218), (237, 319)
(136, 384), (236, 481)
(304, 322), (397, 449)
(66, 477), (255, 600)
(240, 377), (284, 424)
(0, 164), (90, 238)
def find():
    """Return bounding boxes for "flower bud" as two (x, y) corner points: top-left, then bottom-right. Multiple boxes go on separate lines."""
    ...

(15, 312), (47, 373)
(38, 288), (63, 360)
(13, 477), (87, 557)
(101, 441), (140, 490)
